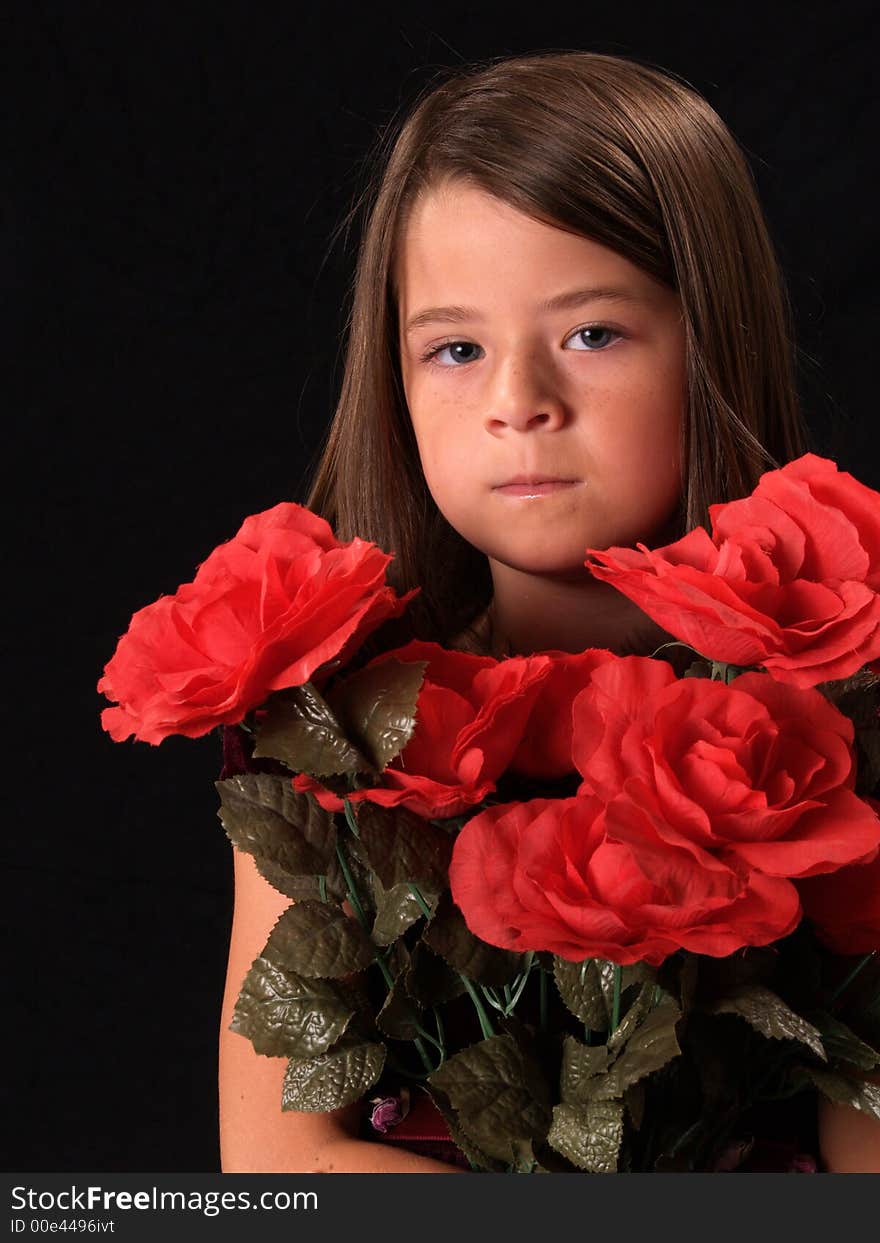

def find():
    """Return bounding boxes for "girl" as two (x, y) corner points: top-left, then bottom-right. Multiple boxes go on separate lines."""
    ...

(218, 49), (880, 1173)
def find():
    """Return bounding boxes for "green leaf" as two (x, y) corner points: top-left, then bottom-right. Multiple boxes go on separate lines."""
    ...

(327, 656), (427, 771)
(250, 856), (322, 901)
(593, 1002), (683, 1099)
(552, 957), (650, 1029)
(405, 942), (467, 1005)
(377, 970), (424, 1041)
(371, 876), (429, 945)
(547, 1099), (624, 1173)
(428, 1034), (553, 1164)
(624, 1080), (646, 1131)
(553, 958), (609, 1028)
(559, 1035), (610, 1105)
(507, 1139), (539, 1173)
(263, 900), (376, 978)
(676, 954), (699, 1014)
(710, 985), (827, 1061)
(230, 954), (355, 1057)
(281, 1039), (387, 1112)
(355, 801), (453, 891)
(215, 772), (341, 896)
(531, 1142), (580, 1174)
(423, 892), (526, 986)
(252, 683), (372, 776)
(608, 982), (654, 1053)
(427, 1085), (507, 1172)
(685, 1008), (758, 1117)
(338, 833), (378, 915)
(805, 1068), (880, 1122)
(593, 958), (654, 1017)
(812, 1012), (880, 1072)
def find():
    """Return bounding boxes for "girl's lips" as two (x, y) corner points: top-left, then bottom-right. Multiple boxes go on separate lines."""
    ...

(493, 480), (582, 497)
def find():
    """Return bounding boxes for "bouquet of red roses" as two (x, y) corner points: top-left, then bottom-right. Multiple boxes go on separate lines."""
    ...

(99, 454), (880, 1173)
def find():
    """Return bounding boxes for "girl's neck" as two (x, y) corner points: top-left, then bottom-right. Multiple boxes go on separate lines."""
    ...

(484, 560), (676, 660)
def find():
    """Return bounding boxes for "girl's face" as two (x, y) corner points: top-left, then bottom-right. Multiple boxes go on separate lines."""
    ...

(396, 181), (687, 576)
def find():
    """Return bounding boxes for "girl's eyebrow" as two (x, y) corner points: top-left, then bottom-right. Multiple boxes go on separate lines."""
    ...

(403, 285), (648, 336)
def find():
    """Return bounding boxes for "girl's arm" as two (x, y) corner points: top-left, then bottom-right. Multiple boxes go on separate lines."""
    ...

(817, 1068), (880, 1173)
(218, 848), (464, 1173)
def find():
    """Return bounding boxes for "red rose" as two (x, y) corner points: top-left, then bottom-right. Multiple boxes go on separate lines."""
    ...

(798, 798), (880, 954)
(294, 641), (554, 818)
(98, 503), (416, 744)
(585, 453), (880, 688)
(571, 656), (880, 880)
(508, 648), (617, 779)
(449, 795), (800, 965)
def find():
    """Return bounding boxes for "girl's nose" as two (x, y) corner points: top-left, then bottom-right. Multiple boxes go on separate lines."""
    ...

(483, 354), (567, 434)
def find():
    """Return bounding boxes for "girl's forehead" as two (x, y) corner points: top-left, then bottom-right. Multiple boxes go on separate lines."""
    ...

(396, 182), (669, 325)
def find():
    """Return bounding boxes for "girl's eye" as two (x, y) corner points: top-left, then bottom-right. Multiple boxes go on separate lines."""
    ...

(419, 340), (484, 367)
(565, 325), (621, 351)
(420, 323), (618, 365)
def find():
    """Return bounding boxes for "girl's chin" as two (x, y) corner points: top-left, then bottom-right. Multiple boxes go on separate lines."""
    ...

(484, 548), (601, 579)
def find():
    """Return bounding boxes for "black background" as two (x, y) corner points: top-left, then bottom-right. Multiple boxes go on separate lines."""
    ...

(5, 2), (878, 1171)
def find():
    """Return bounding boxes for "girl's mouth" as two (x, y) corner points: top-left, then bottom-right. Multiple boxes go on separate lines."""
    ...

(493, 479), (582, 497)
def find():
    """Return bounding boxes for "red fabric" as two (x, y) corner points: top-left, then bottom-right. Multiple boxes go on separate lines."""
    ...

(366, 1093), (471, 1170)
(375, 1093), (452, 1144)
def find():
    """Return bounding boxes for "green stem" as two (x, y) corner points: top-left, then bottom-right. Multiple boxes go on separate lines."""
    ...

(412, 1026), (445, 1058)
(650, 641), (700, 661)
(460, 973), (495, 1040)
(611, 964), (622, 1032)
(407, 881), (491, 1047)
(334, 838), (433, 1073)
(709, 661), (752, 685)
(828, 951), (877, 1007)
(481, 986), (507, 1014)
(407, 883), (433, 920)
(408, 872), (494, 1042)
(666, 1117), (703, 1162)
(504, 955), (536, 1013)
(334, 840), (370, 934)
(384, 1046), (433, 1081)
(342, 797), (361, 838)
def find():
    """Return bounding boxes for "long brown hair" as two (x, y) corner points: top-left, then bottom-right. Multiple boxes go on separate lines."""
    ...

(305, 50), (811, 648)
